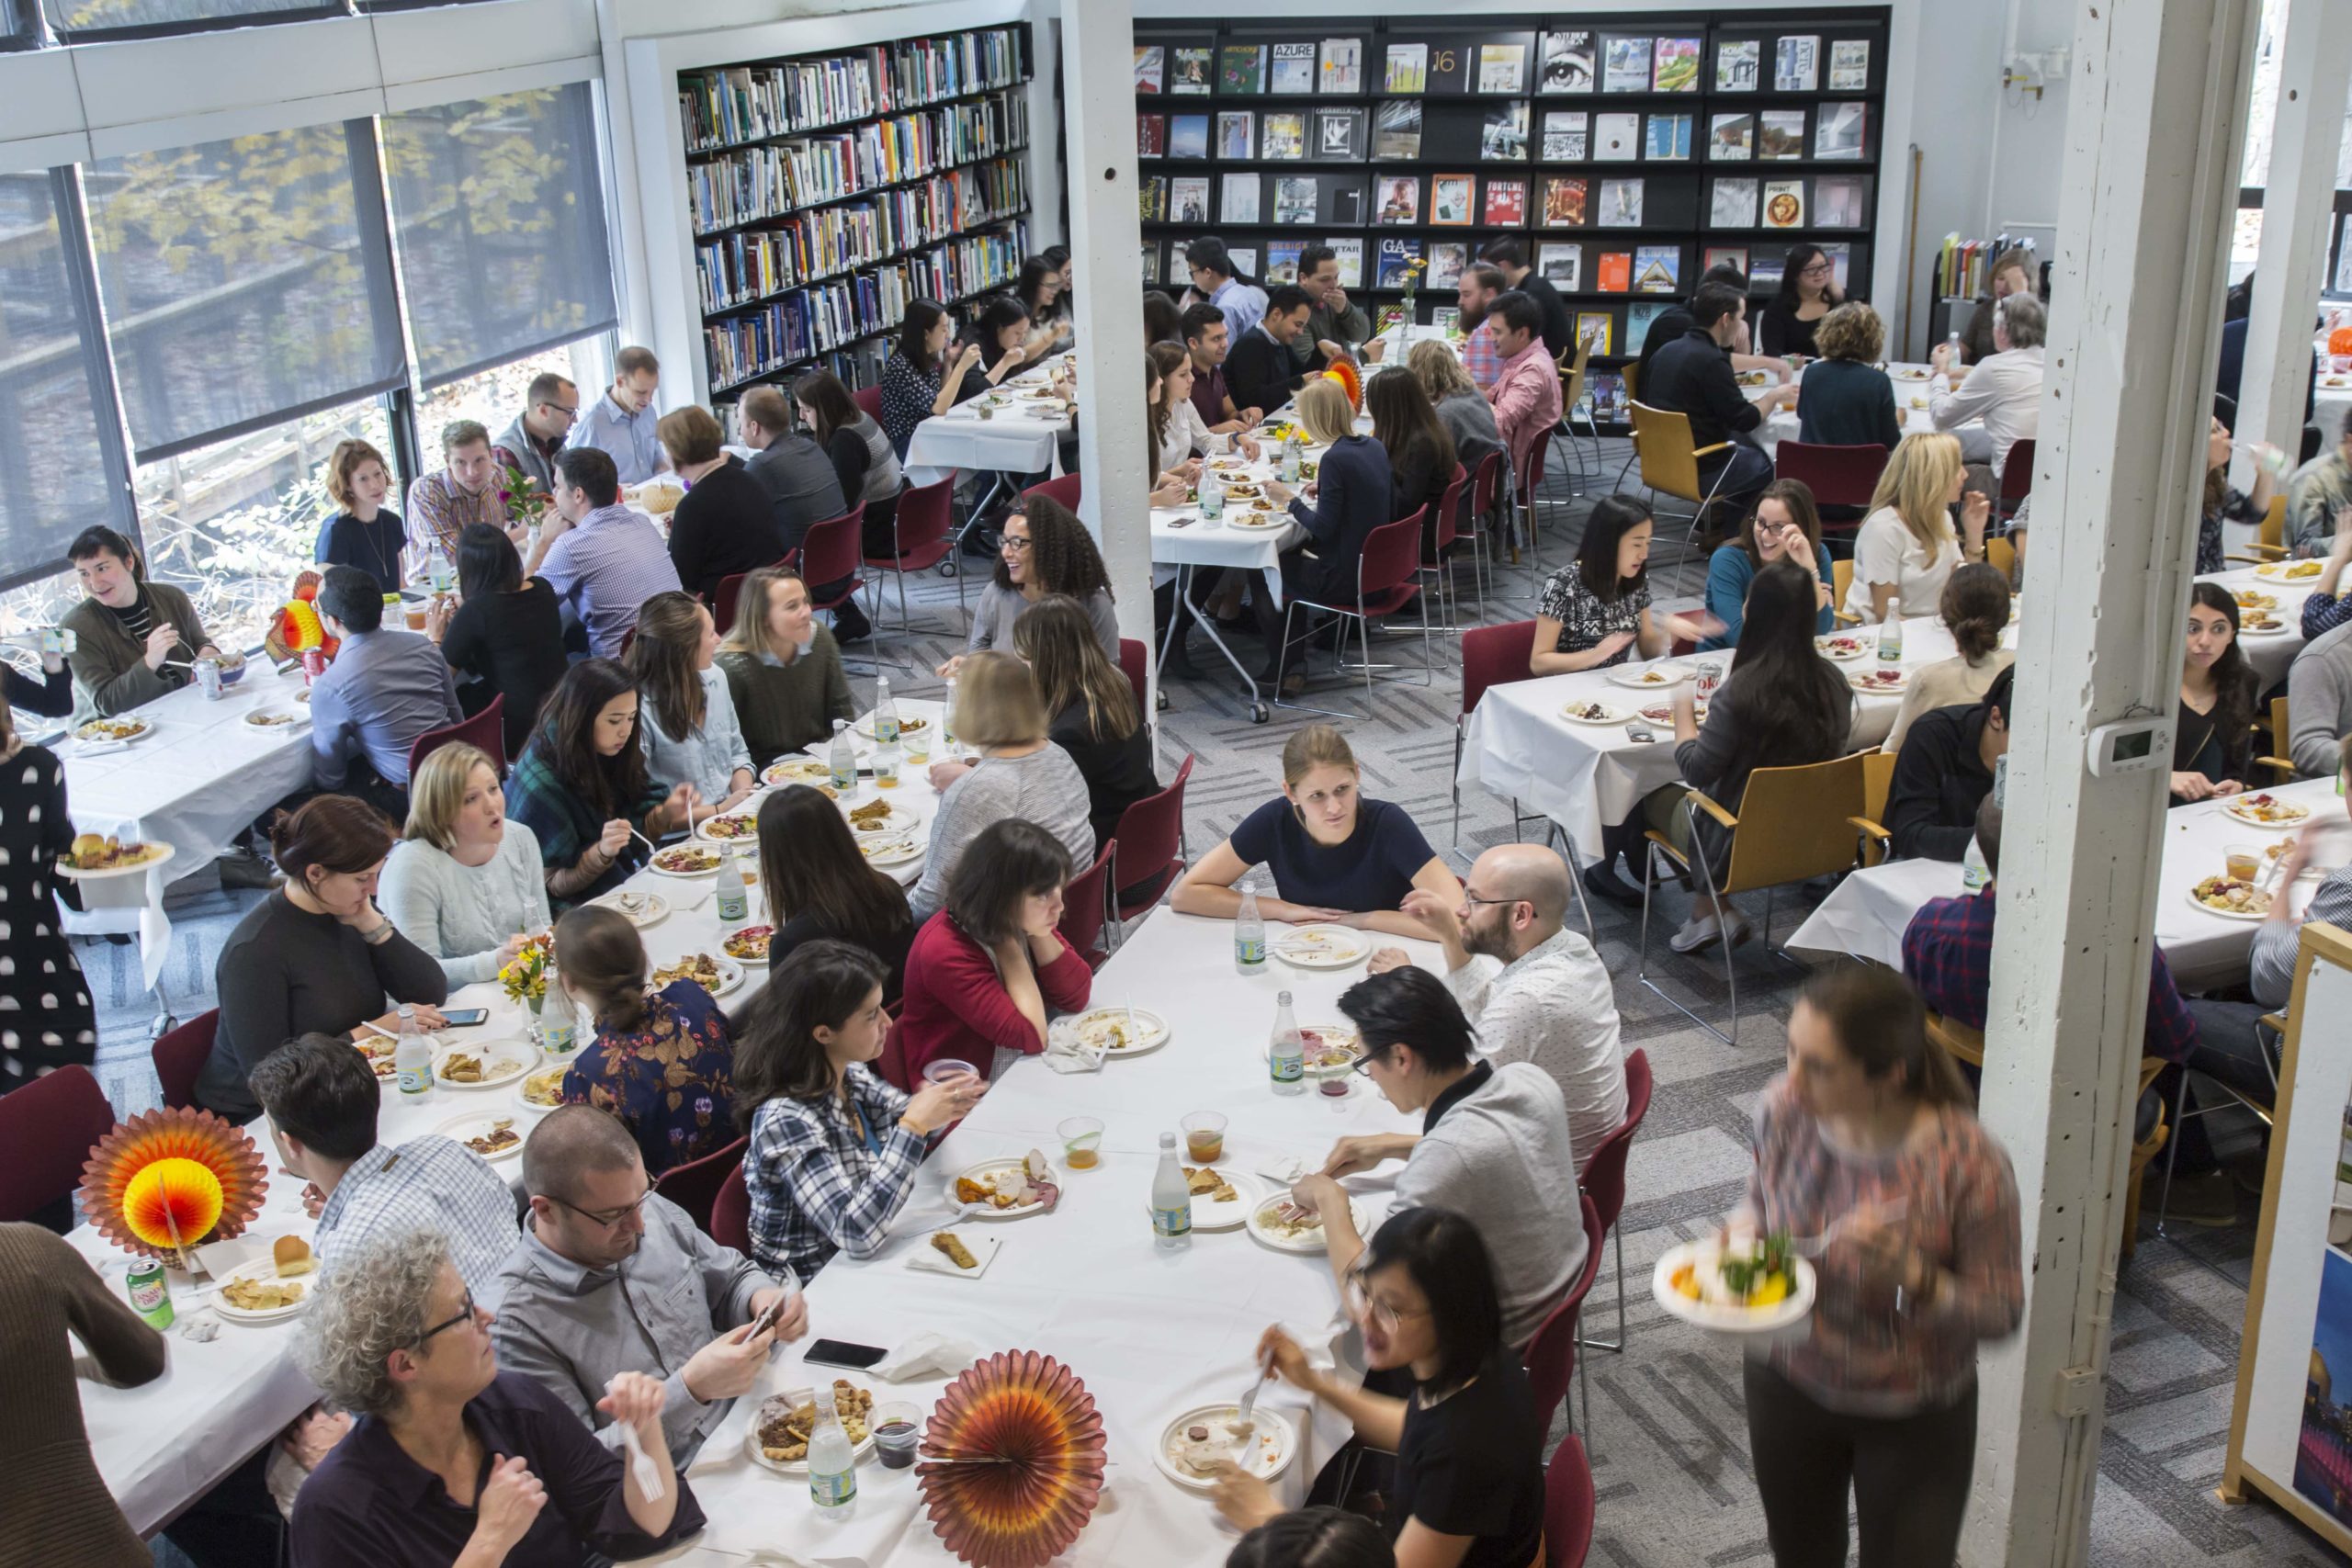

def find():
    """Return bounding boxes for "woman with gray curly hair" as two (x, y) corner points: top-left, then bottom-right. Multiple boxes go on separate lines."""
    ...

(288, 1227), (705, 1566)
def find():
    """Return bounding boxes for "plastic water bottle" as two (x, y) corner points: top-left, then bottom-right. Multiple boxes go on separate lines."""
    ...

(715, 847), (748, 923)
(1199, 466), (1225, 522)
(1269, 991), (1305, 1096)
(1151, 1131), (1193, 1249)
(1235, 877), (1268, 975)
(1962, 831), (1991, 894)
(1278, 431), (1302, 484)
(393, 1005), (432, 1100)
(829, 718), (857, 793)
(1876, 597), (1904, 660)
(941, 677), (959, 753)
(540, 977), (578, 1057)
(806, 1388), (858, 1512)
(872, 676), (899, 746)
(1945, 330), (1963, 384)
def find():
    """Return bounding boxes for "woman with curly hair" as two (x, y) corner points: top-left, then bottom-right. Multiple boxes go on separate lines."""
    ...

(934, 494), (1118, 676)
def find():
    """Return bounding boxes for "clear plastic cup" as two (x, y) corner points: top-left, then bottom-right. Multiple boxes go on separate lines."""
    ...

(2225, 844), (2261, 883)
(1058, 1116), (1103, 1170)
(1182, 1111), (1227, 1164)
(873, 1401), (922, 1469)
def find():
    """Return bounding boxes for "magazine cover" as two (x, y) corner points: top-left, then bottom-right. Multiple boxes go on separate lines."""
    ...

(1429, 241), (1470, 287)
(1385, 42), (1429, 95)
(1329, 237), (1364, 288)
(1220, 43), (1266, 95)
(1138, 115), (1166, 159)
(1596, 113), (1641, 160)
(1814, 175), (1865, 228)
(1541, 32), (1596, 93)
(1218, 111), (1255, 160)
(1716, 39), (1759, 91)
(1818, 243), (1852, 290)
(1633, 244), (1679, 293)
(1542, 176), (1589, 227)
(1317, 107), (1365, 161)
(1652, 38), (1700, 92)
(1139, 175), (1166, 220)
(1589, 370), (1624, 421)
(1169, 115), (1209, 160)
(1263, 113), (1306, 160)
(1271, 41), (1317, 94)
(1374, 100), (1424, 160)
(1430, 305), (1462, 336)
(1709, 113), (1754, 160)
(1329, 182), (1367, 225)
(1140, 243), (1159, 285)
(1227, 246), (1258, 278)
(1645, 113), (1692, 160)
(1538, 242), (1582, 288)
(1481, 102), (1530, 161)
(1223, 174), (1261, 225)
(1774, 35), (1820, 92)
(1710, 177), (1758, 228)
(1603, 37), (1653, 93)
(1375, 235), (1426, 288)
(1829, 39), (1871, 91)
(1170, 176), (1210, 223)
(1763, 179), (1804, 228)
(1626, 300), (1674, 355)
(1266, 239), (1306, 284)
(1375, 174), (1420, 225)
(1483, 178), (1528, 226)
(1172, 47), (1214, 94)
(1748, 246), (1787, 288)
(1702, 244), (1749, 275)
(1758, 110), (1807, 160)
(1595, 251), (1631, 291)
(1815, 102), (1866, 159)
(1479, 43), (1527, 94)
(1320, 38), (1363, 95)
(1577, 311), (1612, 355)
(1274, 176), (1319, 225)
(1136, 47), (1165, 94)
(1431, 174), (1475, 225)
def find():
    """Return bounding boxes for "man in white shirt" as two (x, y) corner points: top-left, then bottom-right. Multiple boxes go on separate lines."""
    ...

(1929, 292), (2045, 477)
(1370, 842), (1626, 1173)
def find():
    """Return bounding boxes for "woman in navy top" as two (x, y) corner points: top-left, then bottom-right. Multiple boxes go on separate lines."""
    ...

(314, 438), (409, 592)
(1174, 724), (1460, 937)
(1702, 480), (1837, 649)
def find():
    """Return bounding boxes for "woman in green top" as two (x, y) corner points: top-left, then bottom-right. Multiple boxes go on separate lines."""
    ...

(503, 659), (698, 907)
(715, 568), (854, 770)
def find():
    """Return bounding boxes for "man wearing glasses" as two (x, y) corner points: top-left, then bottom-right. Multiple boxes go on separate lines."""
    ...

(495, 372), (582, 498)
(492, 1107), (807, 1464)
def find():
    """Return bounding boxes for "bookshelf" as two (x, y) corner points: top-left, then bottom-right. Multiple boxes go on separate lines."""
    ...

(1134, 11), (1891, 431)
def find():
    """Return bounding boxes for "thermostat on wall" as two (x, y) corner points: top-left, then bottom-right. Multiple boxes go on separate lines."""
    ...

(2086, 717), (2177, 778)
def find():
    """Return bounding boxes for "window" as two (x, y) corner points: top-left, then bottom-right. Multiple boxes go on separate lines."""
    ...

(3, 0), (42, 47)
(384, 84), (619, 390)
(85, 120), (406, 463)
(415, 336), (611, 457)
(44, 0), (339, 43)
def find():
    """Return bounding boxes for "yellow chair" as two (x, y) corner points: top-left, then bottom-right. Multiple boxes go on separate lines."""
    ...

(2225, 494), (2289, 565)
(1855, 750), (1899, 864)
(1628, 401), (1734, 555)
(1985, 536), (2017, 581)
(1829, 559), (1863, 626)
(1636, 751), (1869, 1043)
(2254, 694), (2296, 781)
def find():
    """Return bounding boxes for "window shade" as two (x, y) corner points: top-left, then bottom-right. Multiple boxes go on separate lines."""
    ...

(384, 84), (619, 390)
(85, 120), (407, 463)
(0, 171), (131, 587)
(46, 0), (335, 41)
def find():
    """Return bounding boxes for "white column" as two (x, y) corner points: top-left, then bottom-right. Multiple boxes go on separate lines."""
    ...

(1056, 0), (1154, 670)
(2235, 0), (2352, 469)
(1965, 4), (2259, 1565)
(1022, 17), (1067, 254)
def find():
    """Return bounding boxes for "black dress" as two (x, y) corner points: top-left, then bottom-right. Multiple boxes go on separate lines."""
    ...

(0, 744), (98, 1095)
(1758, 300), (1828, 360)
(439, 579), (568, 761)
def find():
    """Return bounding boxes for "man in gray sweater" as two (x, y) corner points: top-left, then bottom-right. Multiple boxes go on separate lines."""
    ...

(738, 385), (847, 554)
(2288, 619), (2352, 777)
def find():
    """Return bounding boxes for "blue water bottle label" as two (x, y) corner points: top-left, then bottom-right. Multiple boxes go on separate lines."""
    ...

(1270, 1054), (1304, 1085)
(1153, 1203), (1193, 1238)
(809, 1468), (856, 1508)
(1236, 935), (1266, 965)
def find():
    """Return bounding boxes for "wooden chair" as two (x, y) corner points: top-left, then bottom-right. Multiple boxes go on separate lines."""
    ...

(1985, 536), (2018, 581)
(1544, 1435), (1598, 1568)
(1636, 751), (1869, 1043)
(1857, 750), (1898, 865)
(2227, 494), (2290, 565)
(2255, 695), (2297, 781)
(1829, 558), (1862, 626)
(1521, 1193), (1607, 1437)
(152, 1009), (219, 1111)
(1628, 400), (1735, 558)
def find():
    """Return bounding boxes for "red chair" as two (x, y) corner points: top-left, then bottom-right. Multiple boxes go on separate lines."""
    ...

(1454, 618), (1538, 845)
(1575, 1049), (1653, 1357)
(1774, 440), (1889, 539)
(876, 998), (912, 1092)
(711, 1163), (752, 1254)
(713, 573), (751, 637)
(152, 1010), (219, 1111)
(1544, 1435), (1597, 1568)
(1110, 753), (1193, 929)
(0, 1065), (115, 1225)
(653, 1134), (747, 1237)
(408, 694), (506, 780)
(852, 384), (885, 423)
(862, 478), (966, 635)
(797, 507), (868, 627)
(1513, 425), (1557, 586)
(1997, 436), (2036, 521)
(1522, 1192), (1607, 1437)
(1419, 464), (1469, 629)
(1117, 639), (1153, 713)
(1022, 473), (1081, 513)
(1273, 512), (1430, 713)
(1057, 841), (1116, 967)
(1462, 448), (1505, 600)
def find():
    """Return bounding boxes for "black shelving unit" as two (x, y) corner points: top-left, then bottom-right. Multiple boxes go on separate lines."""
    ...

(1134, 11), (1890, 429)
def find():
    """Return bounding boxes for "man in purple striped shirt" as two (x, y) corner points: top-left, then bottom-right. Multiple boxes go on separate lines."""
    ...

(527, 447), (682, 659)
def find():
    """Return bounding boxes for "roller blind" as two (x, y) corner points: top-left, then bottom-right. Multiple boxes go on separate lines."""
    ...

(46, 0), (336, 42)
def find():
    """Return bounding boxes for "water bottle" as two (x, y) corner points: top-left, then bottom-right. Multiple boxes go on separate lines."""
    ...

(872, 676), (900, 746)
(941, 677), (959, 753)
(1269, 991), (1305, 1096)
(1962, 831), (1991, 894)
(1234, 877), (1268, 975)
(829, 718), (857, 793)
(1199, 466), (1226, 522)
(1278, 432), (1302, 484)
(1877, 597), (1904, 657)
(1150, 1131), (1193, 1249)
(540, 976), (579, 1056)
(806, 1388), (858, 1512)
(1944, 330), (1963, 383)
(715, 847), (748, 923)
(393, 1005), (432, 1100)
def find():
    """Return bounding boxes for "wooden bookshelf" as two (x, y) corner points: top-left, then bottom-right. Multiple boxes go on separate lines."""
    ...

(1134, 11), (1891, 430)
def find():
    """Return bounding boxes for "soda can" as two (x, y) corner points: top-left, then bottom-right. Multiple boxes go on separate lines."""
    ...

(194, 656), (223, 701)
(1695, 660), (1724, 705)
(127, 1258), (175, 1328)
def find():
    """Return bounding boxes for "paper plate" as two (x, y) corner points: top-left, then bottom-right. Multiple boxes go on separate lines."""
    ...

(693, 811), (762, 846)
(745, 1388), (878, 1474)
(1607, 661), (1692, 689)
(1154, 1404), (1296, 1492)
(2255, 558), (2327, 582)
(514, 1066), (571, 1113)
(1246, 1194), (1367, 1254)
(843, 801), (922, 836)
(242, 707), (309, 731)
(1271, 925), (1368, 970)
(858, 834), (925, 866)
(73, 716), (153, 744)
(1847, 669), (1907, 694)
(209, 1253), (315, 1324)
(645, 845), (725, 878)
(437, 1110), (526, 1163)
(55, 841), (175, 882)
(2185, 882), (2272, 921)
(432, 1040), (539, 1091)
(1058, 1007), (1171, 1057)
(761, 758), (836, 787)
(1815, 636), (1871, 661)
(1650, 1240), (1816, 1334)
(2221, 795), (2313, 830)
(648, 953), (746, 998)
(1558, 701), (1629, 726)
(908, 1228), (1002, 1280)
(854, 712), (935, 741)
(1147, 1168), (1261, 1232)
(590, 889), (669, 928)
(952, 1157), (1057, 1220)
(722, 924), (775, 964)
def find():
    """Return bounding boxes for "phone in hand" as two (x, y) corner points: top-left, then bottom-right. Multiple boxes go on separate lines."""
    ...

(803, 1337), (888, 1371)
(747, 1288), (795, 1339)
(438, 1008), (490, 1027)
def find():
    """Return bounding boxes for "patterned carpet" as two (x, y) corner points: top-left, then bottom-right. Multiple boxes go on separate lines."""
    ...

(73, 437), (2335, 1563)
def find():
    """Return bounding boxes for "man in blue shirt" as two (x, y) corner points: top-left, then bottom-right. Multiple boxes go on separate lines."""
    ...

(566, 345), (668, 486)
(527, 447), (684, 658)
(1185, 239), (1268, 345)
(307, 565), (462, 814)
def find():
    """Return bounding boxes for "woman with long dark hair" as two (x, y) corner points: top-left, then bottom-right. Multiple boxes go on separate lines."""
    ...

(1702, 479), (1834, 649)
(1736, 965), (2021, 1568)
(551, 903), (735, 1178)
(878, 299), (980, 458)
(735, 942), (983, 1281)
(1016, 255), (1074, 357)
(504, 659), (697, 906)
(2195, 412), (2277, 575)
(622, 591), (755, 819)
(753, 785), (917, 1000)
(1143, 289), (1185, 348)
(1225, 1510), (1395, 1568)
(2172, 581), (2256, 804)
(936, 495), (1119, 675)
(1365, 369), (1457, 554)
(1013, 594), (1159, 852)
(1645, 559), (1852, 950)
(974, 295), (1038, 379)
(430, 520), (565, 756)
(1758, 243), (1843, 360)
(1883, 563), (2014, 752)
(794, 369), (903, 555)
(1532, 494), (1720, 674)
(1210, 1208), (1545, 1568)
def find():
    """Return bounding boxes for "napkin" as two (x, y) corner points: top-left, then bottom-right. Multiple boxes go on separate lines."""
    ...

(74, 740), (131, 757)
(907, 1229), (1001, 1280)
(870, 1331), (985, 1382)
(1041, 1029), (1105, 1074)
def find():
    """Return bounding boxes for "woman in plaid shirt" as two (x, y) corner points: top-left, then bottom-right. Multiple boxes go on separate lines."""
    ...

(734, 942), (983, 1281)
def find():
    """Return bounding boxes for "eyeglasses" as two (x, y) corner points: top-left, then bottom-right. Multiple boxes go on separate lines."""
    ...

(549, 1185), (654, 1230)
(416, 1287), (480, 1347)
(1460, 892), (1523, 910)
(1343, 1268), (1430, 1334)
(1001, 536), (1034, 552)
(1350, 1046), (1390, 1078)
(541, 400), (581, 422)
(1800, 262), (1835, 277)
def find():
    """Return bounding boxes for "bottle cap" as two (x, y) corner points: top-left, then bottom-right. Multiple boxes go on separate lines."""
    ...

(1159, 1131), (1176, 1147)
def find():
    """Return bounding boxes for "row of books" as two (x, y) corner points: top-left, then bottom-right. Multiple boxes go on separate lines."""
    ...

(1137, 31), (1873, 98)
(1935, 234), (2036, 300)
(703, 220), (1029, 391)
(695, 170), (1031, 313)
(688, 115), (1027, 236)
(683, 28), (1027, 152)
(1141, 234), (1834, 296)
(715, 342), (892, 432)
(1143, 170), (1871, 232)
(1141, 102), (1866, 164)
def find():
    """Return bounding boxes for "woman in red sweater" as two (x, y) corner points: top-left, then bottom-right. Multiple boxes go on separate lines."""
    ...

(899, 819), (1092, 1080)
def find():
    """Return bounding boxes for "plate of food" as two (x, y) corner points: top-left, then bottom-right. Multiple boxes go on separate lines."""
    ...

(1558, 700), (1629, 726)
(211, 1239), (319, 1324)
(356, 1034), (398, 1081)
(912, 1228), (1001, 1279)
(748, 1382), (876, 1472)
(1060, 1006), (1172, 1056)
(647, 844), (723, 877)
(434, 1041), (538, 1091)
(1153, 1166), (1262, 1231)
(854, 712), (931, 740)
(1735, 368), (1773, 388)
(1892, 367), (1931, 381)
(1272, 925), (1369, 969)
(1222, 481), (1262, 500)
(590, 888), (668, 928)
(1652, 1229), (1815, 1334)
(723, 924), (775, 964)
(1247, 1193), (1369, 1254)
(1815, 634), (1871, 661)
(1607, 660), (1692, 689)
(693, 811), (761, 844)
(439, 1111), (525, 1163)
(1155, 1404), (1296, 1491)
(859, 832), (924, 866)
(2239, 614), (2289, 635)
(56, 835), (174, 878)
(844, 797), (919, 835)
(2233, 590), (2278, 612)
(1637, 701), (1706, 727)
(515, 1065), (570, 1111)
(649, 952), (744, 998)
(1224, 510), (1286, 530)
(1296, 1021), (1364, 1077)
(2188, 874), (2272, 919)
(2222, 792), (2312, 829)
(243, 707), (306, 729)
(74, 716), (153, 745)
(953, 1153), (1060, 1219)
(1848, 667), (1907, 694)
(2256, 558), (2327, 581)
(762, 757), (834, 787)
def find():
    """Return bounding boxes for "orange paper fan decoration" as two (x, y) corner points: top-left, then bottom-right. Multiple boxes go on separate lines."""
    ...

(1320, 358), (1363, 412)
(917, 1349), (1106, 1567)
(81, 1107), (268, 1259)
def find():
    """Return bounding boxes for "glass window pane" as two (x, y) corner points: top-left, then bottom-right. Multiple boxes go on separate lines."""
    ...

(47, 0), (332, 39)
(385, 84), (619, 389)
(415, 336), (609, 447)
(0, 172), (126, 588)
(85, 121), (407, 463)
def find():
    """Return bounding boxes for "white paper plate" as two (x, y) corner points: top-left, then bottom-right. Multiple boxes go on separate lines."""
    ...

(721, 924), (776, 964)
(1558, 701), (1630, 726)
(908, 1228), (1001, 1280)
(242, 707), (308, 730)
(1635, 703), (1706, 728)
(1271, 925), (1369, 970)
(1222, 511), (1287, 530)
(2185, 883), (2273, 921)
(2256, 559), (2327, 583)
(514, 1066), (571, 1113)
(55, 841), (175, 882)
(854, 712), (936, 741)
(952, 1157), (1056, 1220)
(844, 801), (922, 836)
(437, 1110), (526, 1163)
(1246, 1194), (1367, 1254)
(2237, 617), (2293, 637)
(1154, 1404), (1296, 1492)
(1057, 1007), (1171, 1057)
(1148, 1167), (1261, 1232)
(761, 758), (836, 787)
(1848, 669), (1907, 694)
(745, 1388), (878, 1473)
(432, 1040), (538, 1091)
(2220, 795), (2313, 830)
(74, 716), (153, 744)
(645, 845), (725, 878)
(858, 834), (924, 866)
(1650, 1240), (1816, 1334)
(210, 1253), (315, 1324)
(648, 954), (745, 998)
(693, 811), (763, 846)
(590, 889), (669, 928)
(1607, 660), (1692, 689)
(1815, 636), (1871, 661)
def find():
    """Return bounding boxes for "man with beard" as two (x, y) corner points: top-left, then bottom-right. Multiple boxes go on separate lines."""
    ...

(1368, 843), (1625, 1174)
(1456, 262), (1507, 389)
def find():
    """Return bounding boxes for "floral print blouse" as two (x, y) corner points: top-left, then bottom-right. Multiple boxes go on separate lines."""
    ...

(1537, 565), (1650, 664)
(561, 980), (736, 1177)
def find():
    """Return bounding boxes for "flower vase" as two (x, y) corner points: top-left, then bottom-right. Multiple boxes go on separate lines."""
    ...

(1400, 288), (1416, 352)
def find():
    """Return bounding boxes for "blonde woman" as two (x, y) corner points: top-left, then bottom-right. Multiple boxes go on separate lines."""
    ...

(715, 569), (854, 769)
(1260, 379), (1390, 683)
(622, 590), (755, 818)
(1841, 432), (1989, 625)
(379, 741), (551, 986)
(1173, 724), (1460, 938)
(1408, 339), (1504, 482)
(908, 650), (1095, 919)
(316, 437), (407, 591)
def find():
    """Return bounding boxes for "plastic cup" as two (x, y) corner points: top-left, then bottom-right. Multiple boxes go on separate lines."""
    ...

(873, 1401), (922, 1470)
(922, 1058), (982, 1090)
(1058, 1116), (1103, 1171)
(1182, 1111), (1227, 1164)
(2225, 844), (2261, 883)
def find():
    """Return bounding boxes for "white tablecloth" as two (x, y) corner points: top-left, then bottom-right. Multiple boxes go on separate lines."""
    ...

(901, 354), (1076, 489)
(1750, 361), (1983, 458)
(1783, 776), (2344, 991)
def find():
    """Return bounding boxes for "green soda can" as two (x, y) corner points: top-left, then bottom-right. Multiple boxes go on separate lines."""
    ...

(127, 1258), (174, 1329)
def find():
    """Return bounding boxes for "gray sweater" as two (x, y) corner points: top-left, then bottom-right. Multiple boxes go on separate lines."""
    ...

(909, 744), (1097, 919)
(2289, 620), (2352, 777)
(639, 664), (754, 802)
(965, 582), (1121, 660)
(379, 824), (555, 986)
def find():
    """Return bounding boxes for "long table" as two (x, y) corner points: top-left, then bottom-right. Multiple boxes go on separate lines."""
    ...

(900, 353), (1077, 491)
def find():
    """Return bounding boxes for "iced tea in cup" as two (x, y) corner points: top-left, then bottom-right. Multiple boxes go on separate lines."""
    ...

(2225, 844), (2261, 883)
(1182, 1111), (1227, 1164)
(1058, 1116), (1103, 1170)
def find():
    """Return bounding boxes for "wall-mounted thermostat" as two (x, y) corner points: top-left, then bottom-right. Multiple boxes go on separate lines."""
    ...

(2086, 717), (2177, 778)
